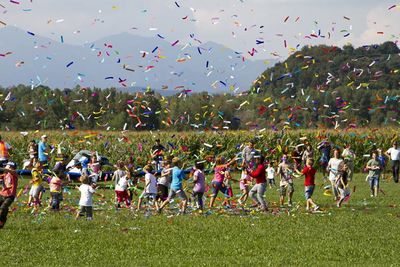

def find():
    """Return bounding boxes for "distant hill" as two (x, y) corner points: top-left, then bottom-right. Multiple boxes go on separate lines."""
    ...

(0, 26), (275, 93)
(251, 42), (400, 127)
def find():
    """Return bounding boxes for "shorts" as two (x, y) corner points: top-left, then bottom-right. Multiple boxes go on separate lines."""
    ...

(239, 181), (249, 191)
(78, 206), (93, 219)
(139, 192), (157, 200)
(368, 176), (379, 188)
(211, 181), (229, 198)
(115, 190), (129, 202)
(280, 183), (294, 196)
(157, 184), (169, 201)
(29, 185), (44, 198)
(304, 185), (315, 200)
(338, 187), (350, 199)
(168, 188), (187, 200)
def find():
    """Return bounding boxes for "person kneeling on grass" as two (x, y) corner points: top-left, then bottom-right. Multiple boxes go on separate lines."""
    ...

(366, 152), (381, 197)
(247, 155), (268, 212)
(0, 162), (18, 229)
(296, 158), (319, 212)
(137, 165), (158, 211)
(76, 175), (103, 221)
(158, 157), (188, 214)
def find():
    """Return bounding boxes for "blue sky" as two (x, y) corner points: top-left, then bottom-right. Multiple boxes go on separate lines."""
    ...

(1, 0), (399, 60)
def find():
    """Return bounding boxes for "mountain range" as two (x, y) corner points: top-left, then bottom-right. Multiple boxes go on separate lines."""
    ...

(0, 26), (276, 94)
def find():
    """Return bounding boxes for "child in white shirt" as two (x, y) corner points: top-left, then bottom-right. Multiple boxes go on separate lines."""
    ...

(75, 175), (103, 220)
(266, 162), (276, 188)
(137, 165), (158, 210)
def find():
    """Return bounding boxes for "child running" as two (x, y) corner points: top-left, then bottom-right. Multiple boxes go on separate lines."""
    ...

(157, 161), (172, 203)
(327, 148), (343, 200)
(247, 155), (268, 212)
(158, 157), (187, 214)
(112, 161), (127, 208)
(137, 165), (158, 210)
(366, 152), (381, 197)
(336, 162), (350, 208)
(209, 156), (236, 208)
(238, 168), (251, 205)
(192, 161), (206, 211)
(296, 158), (319, 211)
(28, 162), (44, 207)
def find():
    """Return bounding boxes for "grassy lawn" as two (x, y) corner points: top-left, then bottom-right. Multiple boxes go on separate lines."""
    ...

(1, 173), (399, 266)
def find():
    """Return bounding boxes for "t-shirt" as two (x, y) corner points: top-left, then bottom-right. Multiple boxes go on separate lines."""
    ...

(38, 141), (48, 162)
(278, 163), (293, 186)
(328, 158), (343, 181)
(49, 177), (62, 193)
(342, 149), (355, 161)
(386, 147), (400, 161)
(266, 167), (275, 179)
(115, 175), (128, 191)
(170, 166), (185, 190)
(31, 168), (43, 186)
(301, 166), (317, 186)
(242, 146), (254, 163)
(0, 172), (18, 197)
(144, 173), (157, 194)
(113, 169), (126, 187)
(158, 168), (172, 186)
(320, 146), (331, 162)
(213, 165), (226, 183)
(367, 159), (381, 177)
(193, 170), (205, 193)
(249, 163), (266, 184)
(79, 184), (95, 206)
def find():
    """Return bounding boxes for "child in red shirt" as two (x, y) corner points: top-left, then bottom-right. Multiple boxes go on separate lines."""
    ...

(296, 158), (319, 211)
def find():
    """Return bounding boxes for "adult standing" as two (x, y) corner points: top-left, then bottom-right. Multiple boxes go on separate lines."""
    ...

(342, 143), (356, 181)
(151, 139), (165, 171)
(38, 135), (49, 168)
(327, 148), (343, 199)
(0, 162), (18, 229)
(385, 141), (400, 183)
(318, 141), (331, 178)
(302, 144), (314, 166)
(0, 135), (12, 168)
(247, 155), (268, 212)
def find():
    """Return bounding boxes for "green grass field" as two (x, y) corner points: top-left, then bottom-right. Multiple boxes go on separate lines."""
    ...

(1, 173), (400, 266)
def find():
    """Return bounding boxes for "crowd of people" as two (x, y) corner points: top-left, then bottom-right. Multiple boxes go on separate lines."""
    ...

(0, 134), (400, 229)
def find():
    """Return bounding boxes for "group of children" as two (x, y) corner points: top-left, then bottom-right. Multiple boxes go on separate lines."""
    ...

(0, 138), (393, 224)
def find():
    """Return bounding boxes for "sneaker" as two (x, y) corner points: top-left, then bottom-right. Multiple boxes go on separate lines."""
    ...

(314, 205), (320, 211)
(238, 200), (243, 205)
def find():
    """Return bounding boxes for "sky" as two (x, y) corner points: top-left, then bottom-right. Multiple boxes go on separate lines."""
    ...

(1, 0), (399, 60)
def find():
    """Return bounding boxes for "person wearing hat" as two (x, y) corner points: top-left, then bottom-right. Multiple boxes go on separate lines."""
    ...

(0, 162), (18, 229)
(38, 135), (49, 168)
(0, 135), (12, 168)
(385, 141), (400, 183)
